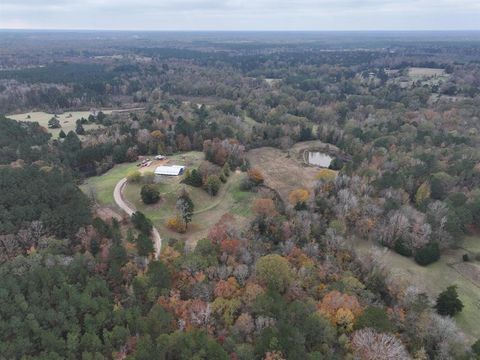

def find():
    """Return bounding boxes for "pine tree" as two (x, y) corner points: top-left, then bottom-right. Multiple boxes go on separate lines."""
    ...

(435, 285), (463, 316)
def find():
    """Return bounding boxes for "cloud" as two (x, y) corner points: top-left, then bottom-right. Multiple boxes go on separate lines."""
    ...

(1, 0), (480, 30)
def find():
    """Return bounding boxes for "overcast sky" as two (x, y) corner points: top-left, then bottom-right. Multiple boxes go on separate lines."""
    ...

(1, 0), (480, 31)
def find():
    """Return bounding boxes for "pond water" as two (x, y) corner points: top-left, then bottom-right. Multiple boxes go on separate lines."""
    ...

(307, 151), (333, 168)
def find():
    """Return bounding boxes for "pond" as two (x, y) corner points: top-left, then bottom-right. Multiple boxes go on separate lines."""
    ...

(306, 151), (333, 168)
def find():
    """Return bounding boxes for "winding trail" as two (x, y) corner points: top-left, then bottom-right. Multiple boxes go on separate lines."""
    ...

(113, 178), (162, 259)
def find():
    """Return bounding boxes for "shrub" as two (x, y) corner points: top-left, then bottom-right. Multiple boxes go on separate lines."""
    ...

(183, 168), (203, 187)
(239, 177), (254, 191)
(394, 239), (412, 257)
(141, 171), (155, 184)
(141, 184), (160, 204)
(462, 253), (469, 262)
(247, 168), (264, 186)
(222, 163), (231, 177)
(414, 242), (440, 266)
(166, 215), (187, 233)
(205, 175), (221, 196)
(329, 158), (343, 170)
(315, 168), (337, 182)
(127, 170), (142, 183)
(289, 188), (310, 210)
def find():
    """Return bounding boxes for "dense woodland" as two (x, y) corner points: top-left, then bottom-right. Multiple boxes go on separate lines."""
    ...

(0, 31), (480, 359)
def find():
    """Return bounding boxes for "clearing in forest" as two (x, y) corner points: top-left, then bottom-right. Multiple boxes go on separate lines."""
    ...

(82, 151), (256, 247)
(247, 145), (321, 202)
(6, 110), (111, 138)
(356, 236), (480, 342)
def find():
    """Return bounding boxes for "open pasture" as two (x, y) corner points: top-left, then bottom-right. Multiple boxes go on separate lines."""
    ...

(6, 110), (112, 138)
(356, 236), (480, 341)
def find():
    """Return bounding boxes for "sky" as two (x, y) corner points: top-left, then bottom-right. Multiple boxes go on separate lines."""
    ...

(1, 0), (480, 31)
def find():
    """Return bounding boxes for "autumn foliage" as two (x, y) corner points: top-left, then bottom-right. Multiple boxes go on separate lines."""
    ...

(166, 215), (187, 233)
(317, 290), (363, 332)
(252, 198), (277, 218)
(315, 168), (337, 182)
(288, 188), (310, 207)
(247, 168), (265, 185)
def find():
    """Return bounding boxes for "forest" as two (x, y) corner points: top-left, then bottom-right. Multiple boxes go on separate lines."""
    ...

(0, 31), (480, 359)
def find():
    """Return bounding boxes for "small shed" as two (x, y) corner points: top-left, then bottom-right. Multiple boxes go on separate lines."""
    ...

(154, 165), (185, 176)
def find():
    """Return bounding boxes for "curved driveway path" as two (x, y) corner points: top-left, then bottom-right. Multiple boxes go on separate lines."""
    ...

(114, 178), (162, 260)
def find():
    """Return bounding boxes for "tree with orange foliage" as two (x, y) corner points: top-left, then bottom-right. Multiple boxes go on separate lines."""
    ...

(289, 188), (310, 210)
(248, 168), (265, 185)
(166, 215), (187, 233)
(252, 198), (277, 218)
(220, 238), (241, 256)
(233, 312), (254, 339)
(242, 282), (265, 306)
(208, 214), (236, 244)
(214, 277), (240, 299)
(318, 290), (363, 332)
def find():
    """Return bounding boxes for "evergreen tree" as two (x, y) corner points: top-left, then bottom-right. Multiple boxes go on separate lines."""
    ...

(435, 285), (463, 316)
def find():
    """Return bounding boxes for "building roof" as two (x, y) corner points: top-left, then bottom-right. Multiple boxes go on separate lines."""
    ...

(154, 165), (185, 176)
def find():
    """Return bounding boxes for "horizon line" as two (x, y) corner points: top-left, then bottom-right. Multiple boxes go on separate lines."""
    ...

(2, 28), (480, 33)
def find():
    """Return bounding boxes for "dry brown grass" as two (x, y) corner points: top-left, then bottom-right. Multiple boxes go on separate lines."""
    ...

(247, 147), (319, 202)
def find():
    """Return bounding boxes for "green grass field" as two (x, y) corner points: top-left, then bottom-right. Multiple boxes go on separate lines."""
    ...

(81, 162), (140, 204)
(81, 152), (204, 205)
(124, 171), (254, 245)
(357, 236), (480, 342)
(81, 151), (256, 245)
(6, 111), (111, 138)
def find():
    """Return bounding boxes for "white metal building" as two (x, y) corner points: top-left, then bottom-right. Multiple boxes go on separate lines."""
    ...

(154, 165), (185, 176)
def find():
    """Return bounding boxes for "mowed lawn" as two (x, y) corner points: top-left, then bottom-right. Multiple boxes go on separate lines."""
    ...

(81, 162), (140, 204)
(81, 152), (204, 205)
(81, 151), (256, 246)
(6, 111), (111, 138)
(124, 171), (255, 246)
(356, 237), (480, 342)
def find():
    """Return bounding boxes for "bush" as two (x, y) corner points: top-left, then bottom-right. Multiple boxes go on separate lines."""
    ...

(141, 184), (160, 204)
(183, 168), (203, 187)
(462, 253), (470, 262)
(141, 171), (155, 184)
(166, 215), (187, 233)
(127, 170), (142, 183)
(414, 242), (440, 266)
(394, 239), (412, 257)
(247, 168), (264, 186)
(205, 175), (221, 196)
(222, 163), (231, 177)
(239, 177), (254, 191)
